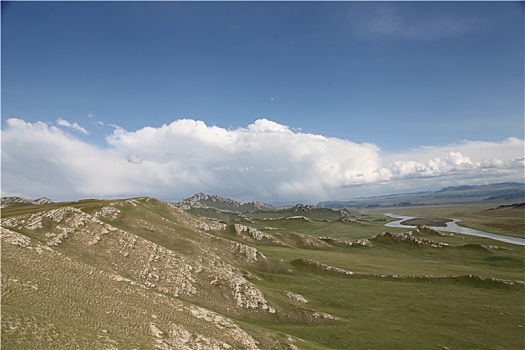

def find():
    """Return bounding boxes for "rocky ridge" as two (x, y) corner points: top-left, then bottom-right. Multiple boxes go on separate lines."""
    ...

(233, 223), (330, 249)
(370, 231), (450, 248)
(1, 196), (54, 207)
(295, 258), (525, 286)
(1, 199), (287, 349)
(318, 236), (372, 247)
(289, 204), (324, 212)
(175, 192), (274, 211)
(1, 202), (276, 313)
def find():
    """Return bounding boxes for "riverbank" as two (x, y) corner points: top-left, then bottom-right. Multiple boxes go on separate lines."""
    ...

(384, 213), (525, 246)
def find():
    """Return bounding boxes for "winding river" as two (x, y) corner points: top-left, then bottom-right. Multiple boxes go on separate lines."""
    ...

(384, 213), (525, 246)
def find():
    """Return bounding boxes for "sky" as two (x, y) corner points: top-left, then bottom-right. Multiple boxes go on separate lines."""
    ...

(1, 1), (524, 204)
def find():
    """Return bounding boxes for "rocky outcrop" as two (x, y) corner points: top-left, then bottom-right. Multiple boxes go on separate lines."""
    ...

(415, 225), (450, 236)
(320, 229), (446, 248)
(173, 208), (227, 232)
(148, 308), (260, 350)
(93, 205), (121, 221)
(175, 192), (274, 212)
(280, 232), (330, 248)
(230, 242), (266, 263)
(319, 236), (372, 247)
(231, 276), (276, 313)
(284, 291), (308, 303)
(1, 196), (54, 206)
(296, 259), (354, 276)
(340, 209), (369, 218)
(251, 201), (274, 211)
(310, 311), (341, 321)
(290, 204), (323, 212)
(294, 258), (525, 287)
(371, 231), (449, 248)
(2, 206), (99, 245)
(285, 216), (311, 222)
(234, 224), (273, 241)
(34, 197), (54, 204)
(188, 305), (260, 349)
(1, 227), (32, 248)
(176, 193), (212, 210)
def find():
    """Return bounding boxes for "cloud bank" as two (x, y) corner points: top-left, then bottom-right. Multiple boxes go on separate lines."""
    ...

(2, 118), (523, 203)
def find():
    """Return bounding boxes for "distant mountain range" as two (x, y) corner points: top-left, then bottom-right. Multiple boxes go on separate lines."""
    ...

(175, 192), (275, 211)
(3, 182), (524, 212)
(173, 193), (358, 223)
(319, 182), (525, 209)
(1, 196), (54, 207)
(173, 182), (525, 213)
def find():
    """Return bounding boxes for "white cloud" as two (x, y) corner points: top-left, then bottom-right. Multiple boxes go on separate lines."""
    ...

(378, 138), (524, 193)
(1, 118), (523, 203)
(349, 4), (480, 41)
(56, 118), (89, 135)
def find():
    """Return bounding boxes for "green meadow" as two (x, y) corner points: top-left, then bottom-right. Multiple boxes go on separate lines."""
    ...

(2, 198), (524, 349)
(374, 204), (525, 238)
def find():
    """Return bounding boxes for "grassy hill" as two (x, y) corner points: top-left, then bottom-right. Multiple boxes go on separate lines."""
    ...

(2, 197), (524, 349)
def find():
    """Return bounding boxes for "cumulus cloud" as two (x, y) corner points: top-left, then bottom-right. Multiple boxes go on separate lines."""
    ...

(105, 118), (384, 200)
(1, 117), (523, 202)
(56, 118), (89, 135)
(379, 138), (524, 193)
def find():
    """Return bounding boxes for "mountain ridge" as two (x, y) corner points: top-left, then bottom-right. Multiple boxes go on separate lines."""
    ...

(6, 182), (523, 212)
(1, 196), (54, 207)
(319, 182), (525, 209)
(175, 192), (275, 212)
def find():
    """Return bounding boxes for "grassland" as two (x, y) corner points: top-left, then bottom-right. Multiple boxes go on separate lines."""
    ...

(399, 217), (453, 227)
(2, 198), (524, 349)
(377, 203), (525, 238)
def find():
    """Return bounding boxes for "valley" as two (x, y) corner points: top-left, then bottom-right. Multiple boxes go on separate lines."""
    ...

(1, 194), (524, 349)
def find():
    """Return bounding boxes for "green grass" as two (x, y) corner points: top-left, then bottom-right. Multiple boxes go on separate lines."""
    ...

(374, 204), (525, 238)
(255, 273), (524, 349)
(256, 239), (524, 281)
(248, 216), (397, 241)
(399, 217), (453, 227)
(2, 198), (524, 349)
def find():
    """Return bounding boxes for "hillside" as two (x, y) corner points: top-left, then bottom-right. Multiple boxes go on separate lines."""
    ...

(2, 197), (524, 349)
(320, 182), (525, 208)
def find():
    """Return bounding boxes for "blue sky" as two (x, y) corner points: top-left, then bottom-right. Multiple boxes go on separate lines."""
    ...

(1, 1), (524, 203)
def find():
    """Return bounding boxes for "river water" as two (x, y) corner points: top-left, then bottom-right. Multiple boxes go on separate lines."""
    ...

(384, 213), (525, 246)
